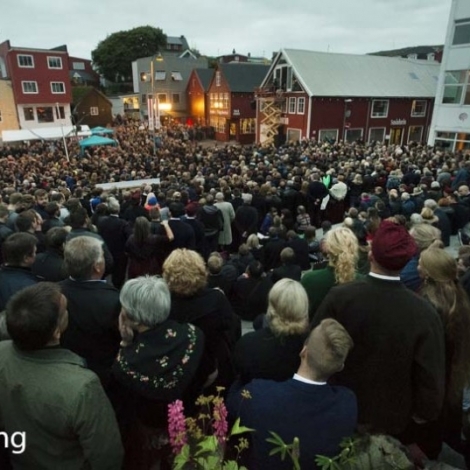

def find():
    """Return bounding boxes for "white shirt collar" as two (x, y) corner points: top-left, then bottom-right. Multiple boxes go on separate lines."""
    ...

(368, 272), (400, 281)
(293, 373), (326, 385)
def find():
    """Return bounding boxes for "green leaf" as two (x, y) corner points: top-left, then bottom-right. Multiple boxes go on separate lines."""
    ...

(268, 447), (284, 457)
(230, 418), (254, 436)
(195, 436), (218, 456)
(173, 444), (190, 470)
(222, 461), (240, 470)
(266, 431), (285, 446)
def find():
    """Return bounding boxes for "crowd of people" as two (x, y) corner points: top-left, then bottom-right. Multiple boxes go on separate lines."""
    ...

(1, 119), (470, 469)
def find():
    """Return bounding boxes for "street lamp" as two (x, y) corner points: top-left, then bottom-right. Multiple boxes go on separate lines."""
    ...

(149, 52), (164, 156)
(342, 99), (352, 142)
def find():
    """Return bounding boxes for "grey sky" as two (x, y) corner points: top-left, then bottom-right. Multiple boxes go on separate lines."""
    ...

(2, 0), (452, 60)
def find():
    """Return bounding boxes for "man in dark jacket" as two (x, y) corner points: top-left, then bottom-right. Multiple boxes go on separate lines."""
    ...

(32, 227), (68, 282)
(183, 203), (205, 256)
(168, 202), (196, 251)
(60, 236), (121, 389)
(271, 247), (302, 283)
(0, 233), (39, 311)
(197, 194), (224, 258)
(307, 173), (328, 226)
(286, 230), (311, 271)
(0, 204), (13, 265)
(234, 194), (258, 247)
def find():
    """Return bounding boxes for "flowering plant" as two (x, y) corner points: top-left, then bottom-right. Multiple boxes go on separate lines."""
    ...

(168, 387), (253, 470)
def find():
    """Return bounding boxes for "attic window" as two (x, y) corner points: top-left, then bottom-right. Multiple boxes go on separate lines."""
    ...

(171, 71), (183, 81)
(155, 71), (166, 81)
(409, 72), (419, 80)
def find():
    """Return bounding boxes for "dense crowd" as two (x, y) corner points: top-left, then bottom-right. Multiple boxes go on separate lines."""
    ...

(1, 120), (470, 469)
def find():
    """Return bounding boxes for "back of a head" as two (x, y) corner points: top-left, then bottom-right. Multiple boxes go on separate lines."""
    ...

(267, 279), (308, 336)
(409, 223), (443, 252)
(134, 216), (150, 244)
(107, 197), (120, 215)
(215, 192), (224, 202)
(419, 247), (456, 284)
(169, 202), (185, 218)
(424, 199), (437, 211)
(120, 276), (171, 328)
(247, 260), (264, 279)
(3, 232), (37, 266)
(68, 207), (88, 229)
(15, 210), (36, 232)
(325, 227), (358, 284)
(6, 283), (62, 350)
(208, 252), (223, 274)
(280, 247), (295, 264)
(304, 226), (316, 240)
(45, 227), (68, 250)
(0, 204), (8, 220)
(238, 243), (250, 256)
(64, 236), (103, 281)
(306, 318), (354, 379)
(246, 234), (260, 249)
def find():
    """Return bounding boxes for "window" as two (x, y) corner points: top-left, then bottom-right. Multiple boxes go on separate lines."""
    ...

(411, 100), (427, 117)
(171, 71), (183, 81)
(288, 97), (296, 114)
(22, 81), (38, 94)
(408, 126), (423, 143)
(73, 61), (85, 70)
(453, 20), (470, 46)
(371, 100), (389, 118)
(215, 71), (221, 87)
(240, 118), (256, 134)
(90, 107), (99, 116)
(55, 106), (65, 120)
(442, 70), (470, 105)
(140, 72), (149, 82)
(17, 54), (34, 68)
(23, 107), (34, 121)
(286, 128), (301, 142)
(51, 82), (65, 94)
(155, 71), (166, 81)
(36, 107), (54, 123)
(435, 131), (470, 152)
(48, 56), (62, 69)
(210, 117), (225, 133)
(297, 97), (305, 114)
(172, 93), (180, 104)
(368, 127), (386, 143)
(157, 93), (167, 103)
(223, 93), (229, 109)
(345, 128), (363, 143)
(318, 129), (338, 142)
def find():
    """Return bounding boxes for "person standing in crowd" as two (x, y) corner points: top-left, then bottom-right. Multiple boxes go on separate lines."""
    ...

(312, 220), (445, 456)
(167, 202), (196, 251)
(197, 194), (224, 258)
(234, 194), (259, 246)
(0, 283), (123, 470)
(31, 227), (68, 282)
(228, 318), (357, 470)
(214, 192), (235, 252)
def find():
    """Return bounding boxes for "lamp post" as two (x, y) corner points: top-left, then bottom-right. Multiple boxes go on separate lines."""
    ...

(342, 99), (352, 142)
(149, 52), (163, 156)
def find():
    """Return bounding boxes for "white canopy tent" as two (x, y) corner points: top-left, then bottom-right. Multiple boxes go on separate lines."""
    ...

(1, 125), (91, 143)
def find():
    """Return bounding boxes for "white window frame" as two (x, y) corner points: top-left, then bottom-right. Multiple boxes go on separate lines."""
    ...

(408, 125), (423, 143)
(73, 61), (85, 70)
(47, 56), (63, 69)
(345, 128), (363, 142)
(171, 71), (183, 81)
(50, 82), (65, 94)
(90, 107), (99, 116)
(368, 127), (386, 143)
(296, 97), (305, 114)
(215, 71), (221, 87)
(286, 128), (302, 142)
(453, 19), (470, 46)
(22, 81), (38, 94)
(23, 107), (35, 121)
(371, 99), (389, 118)
(155, 71), (166, 81)
(288, 97), (296, 114)
(318, 129), (338, 142)
(411, 100), (427, 117)
(442, 70), (470, 105)
(17, 54), (34, 68)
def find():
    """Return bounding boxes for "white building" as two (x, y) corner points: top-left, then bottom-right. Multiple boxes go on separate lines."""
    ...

(429, 0), (470, 151)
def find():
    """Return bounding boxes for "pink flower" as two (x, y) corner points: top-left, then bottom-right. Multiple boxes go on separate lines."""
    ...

(168, 400), (187, 454)
(212, 400), (228, 444)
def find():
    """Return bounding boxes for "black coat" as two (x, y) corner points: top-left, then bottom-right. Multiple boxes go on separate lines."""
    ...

(31, 249), (67, 282)
(168, 219), (196, 251)
(0, 266), (39, 311)
(97, 215), (131, 259)
(230, 276), (273, 321)
(271, 263), (302, 283)
(59, 279), (121, 386)
(287, 237), (311, 271)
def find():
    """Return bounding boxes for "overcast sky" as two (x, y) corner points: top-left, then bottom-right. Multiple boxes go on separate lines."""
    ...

(2, 0), (452, 60)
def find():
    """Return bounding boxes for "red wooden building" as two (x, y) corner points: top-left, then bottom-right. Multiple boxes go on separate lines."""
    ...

(186, 68), (214, 125)
(256, 49), (439, 146)
(207, 63), (269, 144)
(0, 40), (72, 129)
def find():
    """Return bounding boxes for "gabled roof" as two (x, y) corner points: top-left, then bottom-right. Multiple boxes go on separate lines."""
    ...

(265, 48), (440, 98)
(194, 68), (214, 91)
(219, 63), (270, 93)
(166, 36), (189, 49)
(73, 86), (111, 108)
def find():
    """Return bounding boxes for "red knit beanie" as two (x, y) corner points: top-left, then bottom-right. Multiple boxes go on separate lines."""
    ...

(372, 221), (417, 271)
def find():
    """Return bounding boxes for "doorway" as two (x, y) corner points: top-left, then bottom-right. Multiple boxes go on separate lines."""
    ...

(390, 127), (404, 145)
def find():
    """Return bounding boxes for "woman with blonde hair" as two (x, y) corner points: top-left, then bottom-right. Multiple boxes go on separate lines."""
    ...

(401, 223), (443, 292)
(233, 279), (309, 384)
(163, 249), (240, 386)
(419, 247), (470, 456)
(301, 227), (359, 318)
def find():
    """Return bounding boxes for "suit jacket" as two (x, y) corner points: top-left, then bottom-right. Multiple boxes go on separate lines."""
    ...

(168, 219), (196, 251)
(0, 266), (39, 311)
(227, 378), (357, 470)
(182, 217), (205, 254)
(59, 279), (121, 385)
(31, 249), (67, 282)
(312, 275), (445, 435)
(97, 215), (131, 259)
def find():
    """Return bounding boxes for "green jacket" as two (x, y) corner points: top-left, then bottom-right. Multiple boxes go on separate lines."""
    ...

(0, 341), (123, 470)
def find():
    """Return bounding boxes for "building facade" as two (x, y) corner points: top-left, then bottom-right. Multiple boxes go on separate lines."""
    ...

(73, 87), (113, 128)
(428, 0), (470, 151)
(132, 54), (208, 124)
(0, 79), (20, 135)
(69, 56), (100, 87)
(0, 40), (72, 130)
(187, 68), (214, 125)
(207, 63), (269, 144)
(256, 49), (438, 146)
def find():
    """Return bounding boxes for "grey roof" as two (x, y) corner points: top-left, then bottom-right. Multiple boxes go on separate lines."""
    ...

(194, 68), (214, 91)
(273, 48), (440, 98)
(166, 36), (189, 49)
(220, 63), (270, 93)
(369, 45), (443, 57)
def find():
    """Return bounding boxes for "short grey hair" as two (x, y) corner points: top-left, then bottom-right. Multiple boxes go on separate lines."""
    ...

(107, 197), (120, 214)
(424, 199), (437, 210)
(120, 276), (171, 327)
(215, 192), (224, 201)
(64, 236), (104, 280)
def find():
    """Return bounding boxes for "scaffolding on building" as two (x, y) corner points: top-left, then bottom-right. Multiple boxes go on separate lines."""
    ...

(255, 87), (285, 145)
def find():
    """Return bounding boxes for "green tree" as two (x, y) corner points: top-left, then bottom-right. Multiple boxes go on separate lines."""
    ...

(92, 26), (166, 82)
